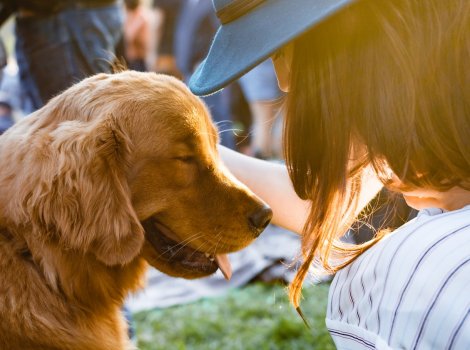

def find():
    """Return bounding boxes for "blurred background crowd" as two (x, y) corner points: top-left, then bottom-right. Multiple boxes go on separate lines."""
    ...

(0, 0), (285, 161)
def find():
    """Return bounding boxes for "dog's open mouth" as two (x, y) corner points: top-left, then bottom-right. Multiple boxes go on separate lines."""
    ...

(142, 217), (232, 280)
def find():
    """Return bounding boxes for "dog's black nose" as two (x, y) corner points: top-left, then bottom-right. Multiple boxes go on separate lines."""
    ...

(248, 205), (273, 236)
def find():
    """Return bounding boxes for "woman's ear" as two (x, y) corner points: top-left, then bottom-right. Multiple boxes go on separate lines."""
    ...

(271, 42), (293, 92)
(27, 114), (144, 266)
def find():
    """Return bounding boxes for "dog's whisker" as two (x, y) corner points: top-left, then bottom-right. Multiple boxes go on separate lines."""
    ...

(161, 232), (203, 256)
(186, 240), (210, 260)
(167, 233), (206, 257)
(212, 120), (233, 127)
(171, 232), (203, 248)
(191, 240), (209, 258)
(212, 231), (224, 256)
(217, 128), (244, 136)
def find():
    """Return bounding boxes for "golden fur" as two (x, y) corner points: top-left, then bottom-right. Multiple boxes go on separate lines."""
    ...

(0, 71), (271, 349)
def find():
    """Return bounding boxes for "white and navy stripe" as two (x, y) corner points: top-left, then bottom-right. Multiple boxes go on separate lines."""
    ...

(326, 205), (470, 349)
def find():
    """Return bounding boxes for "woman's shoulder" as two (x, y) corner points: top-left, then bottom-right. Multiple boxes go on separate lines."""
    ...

(371, 204), (470, 263)
(352, 205), (470, 299)
(326, 205), (470, 349)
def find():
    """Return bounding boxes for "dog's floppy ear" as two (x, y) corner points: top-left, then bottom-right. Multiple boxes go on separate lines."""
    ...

(27, 114), (144, 266)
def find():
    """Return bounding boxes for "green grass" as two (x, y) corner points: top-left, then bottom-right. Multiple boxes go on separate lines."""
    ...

(133, 282), (334, 350)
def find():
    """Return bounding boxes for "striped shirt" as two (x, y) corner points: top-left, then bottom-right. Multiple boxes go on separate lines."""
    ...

(326, 205), (470, 349)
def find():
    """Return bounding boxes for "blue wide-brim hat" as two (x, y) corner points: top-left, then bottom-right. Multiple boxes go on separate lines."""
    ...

(189, 0), (356, 96)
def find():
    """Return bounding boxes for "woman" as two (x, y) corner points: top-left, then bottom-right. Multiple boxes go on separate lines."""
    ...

(190, 0), (470, 348)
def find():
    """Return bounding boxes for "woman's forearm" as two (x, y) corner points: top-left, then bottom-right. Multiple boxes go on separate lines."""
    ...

(218, 146), (384, 234)
(218, 146), (310, 233)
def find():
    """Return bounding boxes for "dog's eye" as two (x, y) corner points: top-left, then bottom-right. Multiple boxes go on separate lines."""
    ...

(174, 156), (195, 163)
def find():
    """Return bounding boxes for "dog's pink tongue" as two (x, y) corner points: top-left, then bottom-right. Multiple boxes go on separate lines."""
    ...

(215, 254), (232, 280)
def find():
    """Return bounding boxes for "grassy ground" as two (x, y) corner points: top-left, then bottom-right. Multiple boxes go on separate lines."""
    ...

(133, 282), (334, 350)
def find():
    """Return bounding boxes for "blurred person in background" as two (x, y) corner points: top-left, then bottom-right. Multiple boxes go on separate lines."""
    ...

(151, 0), (183, 78)
(8, 0), (123, 112)
(175, 0), (235, 149)
(124, 0), (151, 72)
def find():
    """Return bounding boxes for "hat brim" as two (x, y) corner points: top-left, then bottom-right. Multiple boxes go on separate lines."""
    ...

(189, 0), (355, 96)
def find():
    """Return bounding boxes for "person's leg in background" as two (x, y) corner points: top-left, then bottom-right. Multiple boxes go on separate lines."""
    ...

(248, 100), (281, 159)
(14, 2), (124, 111)
(151, 0), (184, 78)
(15, 12), (70, 111)
(238, 59), (284, 159)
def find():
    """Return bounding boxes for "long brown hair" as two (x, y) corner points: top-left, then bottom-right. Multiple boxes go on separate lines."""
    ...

(284, 0), (470, 308)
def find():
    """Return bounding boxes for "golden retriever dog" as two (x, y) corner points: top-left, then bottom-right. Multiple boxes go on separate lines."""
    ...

(0, 71), (272, 349)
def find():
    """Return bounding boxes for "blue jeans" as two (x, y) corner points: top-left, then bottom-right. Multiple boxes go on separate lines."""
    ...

(15, 3), (124, 112)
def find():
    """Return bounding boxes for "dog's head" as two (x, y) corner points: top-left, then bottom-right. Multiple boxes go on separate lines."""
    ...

(0, 71), (271, 279)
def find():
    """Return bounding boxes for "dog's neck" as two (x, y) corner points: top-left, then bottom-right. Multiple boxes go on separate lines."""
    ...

(2, 224), (147, 312)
